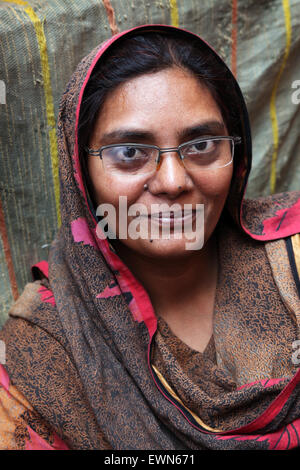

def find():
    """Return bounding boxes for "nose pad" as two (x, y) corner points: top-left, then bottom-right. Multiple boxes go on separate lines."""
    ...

(150, 151), (191, 196)
(156, 149), (183, 170)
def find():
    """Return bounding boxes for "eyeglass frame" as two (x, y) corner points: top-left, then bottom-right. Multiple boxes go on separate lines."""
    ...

(85, 135), (242, 171)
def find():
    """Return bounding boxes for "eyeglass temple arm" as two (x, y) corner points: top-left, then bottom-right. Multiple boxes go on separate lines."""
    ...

(85, 147), (102, 157)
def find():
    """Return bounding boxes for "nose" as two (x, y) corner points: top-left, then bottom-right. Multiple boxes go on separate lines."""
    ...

(148, 150), (193, 198)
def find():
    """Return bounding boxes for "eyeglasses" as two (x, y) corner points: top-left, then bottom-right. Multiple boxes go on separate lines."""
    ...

(85, 136), (241, 176)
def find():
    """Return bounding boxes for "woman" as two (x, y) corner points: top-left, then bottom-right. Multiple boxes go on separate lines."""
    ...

(0, 24), (300, 450)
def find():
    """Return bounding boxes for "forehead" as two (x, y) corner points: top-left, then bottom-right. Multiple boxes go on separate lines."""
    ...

(91, 67), (224, 143)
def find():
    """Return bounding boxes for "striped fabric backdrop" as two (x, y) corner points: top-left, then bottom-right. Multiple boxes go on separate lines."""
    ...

(0, 0), (299, 325)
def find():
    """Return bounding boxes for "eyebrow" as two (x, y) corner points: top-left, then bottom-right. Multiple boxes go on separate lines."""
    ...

(98, 121), (227, 145)
(178, 121), (227, 141)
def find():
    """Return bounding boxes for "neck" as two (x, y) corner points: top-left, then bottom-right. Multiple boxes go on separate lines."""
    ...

(114, 235), (218, 310)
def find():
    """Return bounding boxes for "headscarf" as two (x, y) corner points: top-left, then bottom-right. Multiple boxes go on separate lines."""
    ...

(1, 24), (300, 450)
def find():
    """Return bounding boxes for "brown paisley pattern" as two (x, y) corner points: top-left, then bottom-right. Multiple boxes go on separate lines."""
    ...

(152, 221), (299, 432)
(0, 363), (69, 450)
(265, 238), (300, 331)
(1, 25), (300, 450)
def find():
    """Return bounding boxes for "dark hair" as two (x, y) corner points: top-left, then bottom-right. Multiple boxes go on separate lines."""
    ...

(78, 31), (242, 202)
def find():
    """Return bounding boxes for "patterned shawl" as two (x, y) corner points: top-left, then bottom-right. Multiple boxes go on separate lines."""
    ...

(1, 25), (300, 450)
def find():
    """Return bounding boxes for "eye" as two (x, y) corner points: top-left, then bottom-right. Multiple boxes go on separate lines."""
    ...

(186, 139), (216, 154)
(122, 146), (139, 159)
(113, 146), (149, 160)
(101, 145), (155, 174)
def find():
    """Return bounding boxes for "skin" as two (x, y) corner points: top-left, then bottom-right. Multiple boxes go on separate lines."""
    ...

(88, 66), (233, 352)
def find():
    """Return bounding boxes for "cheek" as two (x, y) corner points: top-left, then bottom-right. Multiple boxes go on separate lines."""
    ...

(195, 167), (233, 201)
(196, 171), (232, 243)
(195, 168), (233, 229)
(88, 160), (146, 208)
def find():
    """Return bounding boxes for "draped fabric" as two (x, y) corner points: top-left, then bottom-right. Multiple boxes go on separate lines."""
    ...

(1, 24), (300, 450)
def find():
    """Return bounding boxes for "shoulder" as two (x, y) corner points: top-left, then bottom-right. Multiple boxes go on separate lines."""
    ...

(0, 289), (103, 449)
(0, 277), (73, 388)
(241, 190), (300, 241)
(2, 277), (66, 348)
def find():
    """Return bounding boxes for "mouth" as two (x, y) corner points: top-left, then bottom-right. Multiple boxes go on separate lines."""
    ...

(147, 209), (197, 228)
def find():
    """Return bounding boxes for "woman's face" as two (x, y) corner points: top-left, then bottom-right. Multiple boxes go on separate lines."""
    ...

(87, 66), (233, 259)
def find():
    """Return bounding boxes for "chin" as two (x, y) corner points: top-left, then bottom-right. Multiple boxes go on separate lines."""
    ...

(124, 236), (205, 259)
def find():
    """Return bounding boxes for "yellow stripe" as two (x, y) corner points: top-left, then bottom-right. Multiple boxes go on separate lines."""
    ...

(291, 234), (300, 279)
(269, 0), (292, 194)
(152, 364), (222, 432)
(1, 0), (28, 4)
(2, 0), (61, 226)
(169, 0), (179, 27)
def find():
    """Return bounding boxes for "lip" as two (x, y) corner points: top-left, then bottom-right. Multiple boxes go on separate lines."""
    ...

(148, 209), (197, 228)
